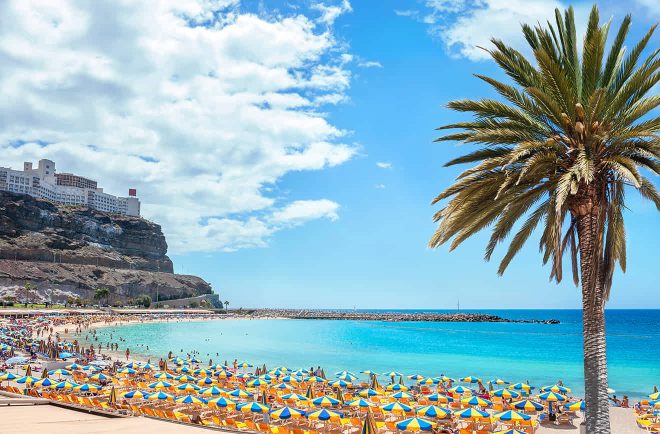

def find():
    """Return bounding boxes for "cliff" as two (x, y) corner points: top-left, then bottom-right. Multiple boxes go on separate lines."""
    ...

(0, 191), (213, 305)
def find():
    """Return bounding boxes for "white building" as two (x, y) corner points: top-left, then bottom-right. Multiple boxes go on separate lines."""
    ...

(0, 159), (140, 216)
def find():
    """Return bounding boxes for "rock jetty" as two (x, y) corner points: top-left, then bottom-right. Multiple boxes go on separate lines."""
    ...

(238, 309), (560, 324)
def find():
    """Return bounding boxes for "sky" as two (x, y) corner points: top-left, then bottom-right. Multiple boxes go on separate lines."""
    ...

(0, 0), (658, 309)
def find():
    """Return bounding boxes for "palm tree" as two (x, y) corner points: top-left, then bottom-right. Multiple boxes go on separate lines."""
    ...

(94, 287), (111, 307)
(224, 300), (229, 312)
(429, 6), (658, 433)
(23, 282), (37, 307)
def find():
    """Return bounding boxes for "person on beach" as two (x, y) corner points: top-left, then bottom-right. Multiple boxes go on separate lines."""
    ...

(125, 348), (130, 360)
(621, 396), (629, 408)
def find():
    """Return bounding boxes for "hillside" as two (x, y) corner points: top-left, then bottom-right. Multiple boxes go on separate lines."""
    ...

(0, 190), (215, 306)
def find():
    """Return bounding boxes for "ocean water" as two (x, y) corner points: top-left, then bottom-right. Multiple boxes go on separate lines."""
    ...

(91, 309), (659, 399)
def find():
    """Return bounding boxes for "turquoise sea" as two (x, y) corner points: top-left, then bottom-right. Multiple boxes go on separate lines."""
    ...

(92, 309), (659, 399)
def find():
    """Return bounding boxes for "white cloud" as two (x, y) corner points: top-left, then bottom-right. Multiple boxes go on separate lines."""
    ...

(634, 0), (660, 16)
(357, 60), (383, 68)
(312, 0), (352, 25)
(394, 10), (419, 17)
(270, 199), (339, 225)
(376, 162), (392, 169)
(375, 184), (386, 189)
(0, 0), (355, 253)
(408, 0), (575, 61)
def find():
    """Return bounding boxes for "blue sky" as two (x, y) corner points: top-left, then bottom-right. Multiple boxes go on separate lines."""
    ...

(1, 0), (658, 309)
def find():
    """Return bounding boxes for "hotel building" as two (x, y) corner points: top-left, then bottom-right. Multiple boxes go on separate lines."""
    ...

(0, 159), (140, 216)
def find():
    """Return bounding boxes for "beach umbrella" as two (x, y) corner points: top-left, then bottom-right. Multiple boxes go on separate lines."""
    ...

(214, 370), (233, 379)
(447, 385), (471, 395)
(336, 372), (358, 382)
(234, 372), (251, 380)
(305, 376), (326, 383)
(194, 368), (212, 377)
(460, 396), (492, 407)
(492, 410), (531, 422)
(89, 373), (112, 382)
(239, 402), (270, 413)
(460, 376), (482, 384)
(328, 379), (351, 388)
(492, 389), (521, 399)
(417, 377), (440, 385)
(52, 381), (79, 390)
(148, 381), (172, 389)
(154, 372), (174, 379)
(348, 398), (374, 409)
(142, 363), (155, 370)
(312, 395), (340, 407)
(197, 377), (216, 386)
(390, 391), (414, 400)
(177, 383), (201, 392)
(386, 383), (409, 392)
(509, 383), (533, 392)
(82, 365), (101, 372)
(74, 383), (102, 393)
(335, 387), (345, 404)
(427, 393), (453, 403)
(649, 399), (660, 408)
(0, 372), (18, 381)
(358, 388), (380, 398)
(361, 371), (379, 376)
(360, 411), (378, 434)
(306, 409), (342, 421)
(395, 417), (435, 432)
(511, 400), (544, 411)
(238, 362), (253, 368)
(207, 397), (237, 408)
(176, 366), (193, 374)
(33, 378), (56, 387)
(199, 386), (224, 396)
(541, 384), (572, 394)
(453, 408), (490, 420)
(282, 393), (309, 402)
(381, 402), (413, 414)
(122, 390), (149, 399)
(564, 401), (585, 411)
(248, 378), (270, 387)
(649, 392), (660, 400)
(415, 405), (452, 419)
(187, 357), (202, 363)
(538, 391), (567, 402)
(382, 371), (404, 377)
(488, 379), (509, 385)
(369, 375), (381, 390)
(270, 406), (306, 420)
(175, 395), (207, 405)
(280, 375), (299, 384)
(108, 386), (117, 405)
(117, 368), (136, 375)
(407, 374), (424, 380)
(208, 364), (224, 370)
(259, 374), (276, 381)
(273, 382), (295, 391)
(125, 362), (141, 369)
(146, 391), (175, 401)
(269, 369), (284, 377)
(175, 374), (197, 382)
(17, 376), (39, 385)
(48, 369), (71, 378)
(229, 388), (253, 399)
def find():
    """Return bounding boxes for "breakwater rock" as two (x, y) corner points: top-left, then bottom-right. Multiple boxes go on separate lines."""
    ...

(237, 309), (560, 324)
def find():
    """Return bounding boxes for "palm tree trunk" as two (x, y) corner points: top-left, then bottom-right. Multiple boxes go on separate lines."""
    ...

(576, 205), (610, 434)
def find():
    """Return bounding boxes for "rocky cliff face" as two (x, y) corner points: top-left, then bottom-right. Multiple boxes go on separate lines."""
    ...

(0, 190), (171, 272)
(0, 191), (214, 304)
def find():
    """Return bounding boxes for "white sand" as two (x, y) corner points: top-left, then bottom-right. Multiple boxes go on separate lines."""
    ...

(536, 407), (639, 433)
(1, 404), (228, 434)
